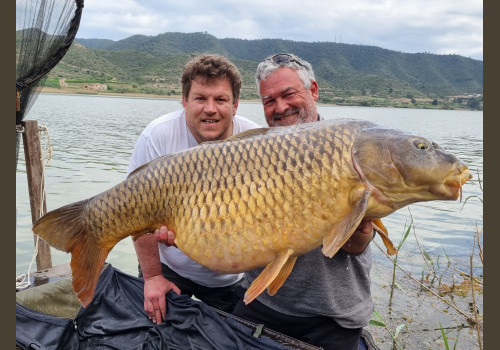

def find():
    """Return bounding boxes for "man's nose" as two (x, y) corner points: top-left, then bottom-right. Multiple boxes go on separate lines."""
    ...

(275, 98), (289, 114)
(204, 99), (217, 114)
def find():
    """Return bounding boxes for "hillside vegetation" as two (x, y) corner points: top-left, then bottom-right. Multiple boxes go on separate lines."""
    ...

(39, 32), (482, 110)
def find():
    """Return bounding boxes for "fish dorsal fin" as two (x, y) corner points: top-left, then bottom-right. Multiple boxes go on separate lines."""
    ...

(128, 128), (269, 177)
(373, 218), (398, 255)
(322, 189), (371, 258)
(226, 127), (270, 141)
(197, 128), (269, 146)
(127, 162), (150, 178)
(127, 154), (175, 178)
(243, 249), (295, 304)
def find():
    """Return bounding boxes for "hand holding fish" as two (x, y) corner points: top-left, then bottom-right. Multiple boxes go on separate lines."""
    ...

(341, 219), (374, 254)
(154, 225), (177, 247)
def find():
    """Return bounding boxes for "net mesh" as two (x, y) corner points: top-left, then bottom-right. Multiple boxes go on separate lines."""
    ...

(16, 0), (84, 168)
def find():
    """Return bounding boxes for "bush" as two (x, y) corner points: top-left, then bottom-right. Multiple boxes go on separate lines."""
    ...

(42, 78), (60, 89)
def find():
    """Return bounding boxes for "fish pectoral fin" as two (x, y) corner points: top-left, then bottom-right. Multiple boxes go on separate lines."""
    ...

(267, 255), (297, 296)
(373, 218), (398, 256)
(244, 249), (295, 304)
(322, 189), (371, 258)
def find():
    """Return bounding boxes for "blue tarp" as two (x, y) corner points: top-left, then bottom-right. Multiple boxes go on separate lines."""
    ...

(16, 265), (305, 350)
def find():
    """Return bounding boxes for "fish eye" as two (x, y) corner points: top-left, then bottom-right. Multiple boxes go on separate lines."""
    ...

(413, 139), (429, 150)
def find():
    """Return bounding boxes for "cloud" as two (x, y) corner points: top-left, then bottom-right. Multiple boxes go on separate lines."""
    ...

(76, 0), (483, 60)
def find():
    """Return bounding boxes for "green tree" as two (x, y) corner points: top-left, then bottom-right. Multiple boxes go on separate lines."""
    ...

(467, 99), (480, 110)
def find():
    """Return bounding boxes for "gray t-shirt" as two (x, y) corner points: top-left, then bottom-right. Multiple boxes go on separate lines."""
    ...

(242, 242), (373, 329)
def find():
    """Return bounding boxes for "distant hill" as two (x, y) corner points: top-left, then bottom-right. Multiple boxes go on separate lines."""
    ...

(39, 31), (482, 109)
(75, 38), (115, 50)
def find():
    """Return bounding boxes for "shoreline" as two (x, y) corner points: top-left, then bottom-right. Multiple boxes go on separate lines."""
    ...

(40, 87), (184, 101)
(40, 87), (264, 104)
(40, 87), (478, 110)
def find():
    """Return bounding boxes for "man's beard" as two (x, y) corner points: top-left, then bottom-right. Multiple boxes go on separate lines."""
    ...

(270, 105), (315, 126)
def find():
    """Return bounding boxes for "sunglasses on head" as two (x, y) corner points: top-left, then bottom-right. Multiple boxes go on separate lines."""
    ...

(263, 53), (305, 67)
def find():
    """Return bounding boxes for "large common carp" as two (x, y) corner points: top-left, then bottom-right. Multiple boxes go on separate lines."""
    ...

(33, 119), (471, 307)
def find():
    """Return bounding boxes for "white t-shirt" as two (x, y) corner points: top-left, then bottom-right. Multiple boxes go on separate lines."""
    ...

(127, 109), (261, 287)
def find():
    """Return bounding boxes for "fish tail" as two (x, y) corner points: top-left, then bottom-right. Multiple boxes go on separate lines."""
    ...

(32, 200), (110, 307)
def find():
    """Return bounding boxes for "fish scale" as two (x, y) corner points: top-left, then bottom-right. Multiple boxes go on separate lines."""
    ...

(32, 119), (471, 307)
(172, 128), (344, 269)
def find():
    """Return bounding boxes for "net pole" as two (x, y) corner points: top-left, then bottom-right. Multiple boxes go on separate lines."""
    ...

(22, 120), (52, 270)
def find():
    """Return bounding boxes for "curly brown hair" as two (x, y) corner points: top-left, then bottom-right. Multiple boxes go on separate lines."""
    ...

(181, 54), (242, 103)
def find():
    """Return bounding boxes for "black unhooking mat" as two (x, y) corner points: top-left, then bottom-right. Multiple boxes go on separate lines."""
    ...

(16, 264), (319, 350)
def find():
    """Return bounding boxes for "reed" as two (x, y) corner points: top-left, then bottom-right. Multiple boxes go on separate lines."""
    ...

(369, 172), (483, 349)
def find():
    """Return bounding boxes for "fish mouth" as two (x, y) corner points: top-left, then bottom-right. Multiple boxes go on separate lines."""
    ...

(431, 169), (472, 201)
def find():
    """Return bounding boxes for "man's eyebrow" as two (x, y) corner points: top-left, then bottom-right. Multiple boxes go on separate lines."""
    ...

(262, 87), (294, 101)
(192, 92), (231, 99)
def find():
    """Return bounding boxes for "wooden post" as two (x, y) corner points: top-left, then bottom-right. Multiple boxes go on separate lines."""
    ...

(21, 120), (52, 270)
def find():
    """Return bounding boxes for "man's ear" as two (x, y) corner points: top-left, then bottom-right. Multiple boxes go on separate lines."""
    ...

(233, 98), (239, 115)
(310, 81), (319, 101)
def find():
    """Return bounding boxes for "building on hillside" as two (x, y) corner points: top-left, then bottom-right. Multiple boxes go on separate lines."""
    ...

(82, 83), (107, 91)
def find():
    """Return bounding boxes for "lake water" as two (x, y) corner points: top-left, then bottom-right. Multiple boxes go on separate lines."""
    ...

(16, 93), (483, 280)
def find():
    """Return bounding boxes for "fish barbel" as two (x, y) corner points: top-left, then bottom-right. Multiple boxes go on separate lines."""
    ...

(32, 119), (472, 307)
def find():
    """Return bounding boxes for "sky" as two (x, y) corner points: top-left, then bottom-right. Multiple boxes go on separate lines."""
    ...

(75, 0), (483, 61)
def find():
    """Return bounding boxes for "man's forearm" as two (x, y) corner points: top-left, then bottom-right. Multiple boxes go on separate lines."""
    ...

(133, 234), (163, 278)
